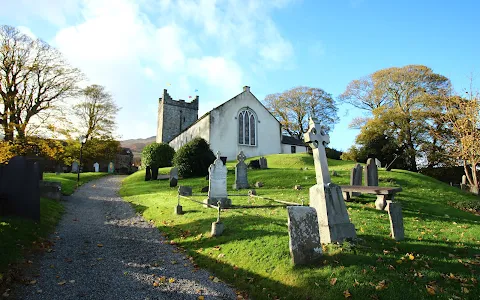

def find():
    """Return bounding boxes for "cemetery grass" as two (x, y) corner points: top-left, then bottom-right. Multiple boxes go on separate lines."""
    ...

(0, 198), (64, 282)
(120, 153), (480, 300)
(43, 172), (109, 195)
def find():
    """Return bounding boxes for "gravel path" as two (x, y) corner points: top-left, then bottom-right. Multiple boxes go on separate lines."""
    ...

(12, 176), (237, 300)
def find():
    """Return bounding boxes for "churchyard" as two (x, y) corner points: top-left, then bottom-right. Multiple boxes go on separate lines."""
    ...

(120, 152), (480, 299)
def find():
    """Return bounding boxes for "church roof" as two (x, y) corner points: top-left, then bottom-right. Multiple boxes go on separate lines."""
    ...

(281, 135), (306, 146)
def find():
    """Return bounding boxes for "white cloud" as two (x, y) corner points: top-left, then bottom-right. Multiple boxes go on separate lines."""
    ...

(16, 26), (36, 39)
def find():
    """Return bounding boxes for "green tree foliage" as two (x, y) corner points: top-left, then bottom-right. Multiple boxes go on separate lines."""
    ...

(264, 86), (338, 139)
(73, 84), (120, 140)
(141, 143), (175, 168)
(62, 138), (120, 168)
(173, 138), (215, 178)
(339, 65), (452, 171)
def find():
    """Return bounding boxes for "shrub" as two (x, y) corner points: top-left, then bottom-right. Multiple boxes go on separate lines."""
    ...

(325, 147), (343, 160)
(141, 143), (175, 168)
(173, 138), (215, 178)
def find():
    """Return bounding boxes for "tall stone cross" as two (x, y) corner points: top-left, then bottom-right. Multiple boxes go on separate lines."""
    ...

(237, 151), (246, 163)
(304, 118), (331, 186)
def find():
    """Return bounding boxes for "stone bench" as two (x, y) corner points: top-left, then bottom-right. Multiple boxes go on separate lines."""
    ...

(339, 185), (402, 210)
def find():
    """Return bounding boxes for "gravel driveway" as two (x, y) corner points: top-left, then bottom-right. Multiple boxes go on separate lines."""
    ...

(12, 176), (236, 300)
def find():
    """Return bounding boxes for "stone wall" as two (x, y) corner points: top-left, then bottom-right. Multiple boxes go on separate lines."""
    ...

(156, 89), (199, 143)
(169, 114), (210, 150)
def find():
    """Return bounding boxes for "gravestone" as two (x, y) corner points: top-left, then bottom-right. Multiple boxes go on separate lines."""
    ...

(39, 181), (62, 201)
(287, 206), (322, 265)
(462, 175), (467, 185)
(304, 118), (356, 244)
(375, 158), (381, 168)
(364, 158), (379, 186)
(387, 202), (404, 241)
(232, 151), (249, 190)
(350, 164), (363, 196)
(71, 161), (79, 173)
(145, 166), (152, 181)
(27, 157), (45, 180)
(259, 157), (268, 169)
(108, 162), (115, 174)
(55, 164), (62, 175)
(170, 167), (178, 187)
(178, 186), (192, 196)
(461, 175), (467, 190)
(205, 152), (231, 208)
(93, 162), (100, 173)
(0, 156), (40, 221)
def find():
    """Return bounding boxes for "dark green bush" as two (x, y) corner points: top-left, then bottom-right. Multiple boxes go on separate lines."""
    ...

(141, 142), (175, 168)
(173, 137), (215, 178)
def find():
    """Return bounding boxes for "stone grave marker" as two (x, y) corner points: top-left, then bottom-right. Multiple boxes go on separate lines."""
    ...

(387, 202), (405, 241)
(211, 201), (225, 236)
(205, 152), (231, 208)
(350, 164), (363, 196)
(232, 151), (249, 190)
(462, 175), (467, 185)
(71, 161), (79, 173)
(170, 167), (178, 187)
(364, 158), (379, 186)
(287, 206), (322, 265)
(461, 175), (467, 190)
(178, 186), (192, 196)
(108, 162), (115, 174)
(145, 166), (152, 181)
(93, 162), (100, 173)
(304, 118), (356, 244)
(375, 158), (381, 168)
(259, 157), (268, 169)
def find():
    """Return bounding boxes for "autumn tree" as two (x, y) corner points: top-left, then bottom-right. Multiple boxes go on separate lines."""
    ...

(0, 25), (83, 144)
(73, 84), (120, 140)
(339, 65), (452, 171)
(264, 86), (338, 139)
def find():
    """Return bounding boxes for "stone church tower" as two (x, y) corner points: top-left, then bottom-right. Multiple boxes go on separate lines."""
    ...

(156, 89), (199, 143)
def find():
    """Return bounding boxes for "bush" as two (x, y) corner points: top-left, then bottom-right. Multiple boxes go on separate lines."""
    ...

(325, 147), (343, 160)
(141, 143), (175, 168)
(173, 138), (215, 178)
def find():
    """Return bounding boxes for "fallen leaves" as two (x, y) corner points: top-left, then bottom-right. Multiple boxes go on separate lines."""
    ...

(343, 290), (352, 298)
(330, 278), (337, 286)
(375, 280), (387, 291)
(97, 244), (103, 247)
(425, 285), (436, 295)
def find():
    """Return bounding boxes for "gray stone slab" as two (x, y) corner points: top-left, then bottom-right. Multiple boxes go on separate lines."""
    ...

(350, 164), (363, 196)
(178, 186), (192, 196)
(93, 162), (100, 172)
(287, 206), (322, 265)
(233, 151), (249, 189)
(208, 152), (228, 202)
(39, 181), (62, 201)
(170, 167), (179, 187)
(364, 158), (378, 186)
(387, 202), (405, 241)
(71, 161), (79, 173)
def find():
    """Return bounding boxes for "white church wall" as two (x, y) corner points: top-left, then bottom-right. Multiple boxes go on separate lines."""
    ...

(281, 144), (308, 154)
(169, 115), (210, 150)
(209, 90), (282, 160)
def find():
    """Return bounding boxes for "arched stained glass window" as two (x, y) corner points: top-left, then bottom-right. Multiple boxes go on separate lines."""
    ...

(238, 109), (256, 146)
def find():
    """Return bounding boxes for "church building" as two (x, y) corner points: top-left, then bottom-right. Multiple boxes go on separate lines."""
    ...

(156, 86), (308, 160)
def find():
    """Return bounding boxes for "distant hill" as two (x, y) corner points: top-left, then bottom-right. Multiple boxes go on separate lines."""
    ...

(120, 136), (156, 157)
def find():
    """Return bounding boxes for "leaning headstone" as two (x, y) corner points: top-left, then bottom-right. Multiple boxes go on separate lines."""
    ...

(178, 186), (192, 196)
(145, 166), (152, 181)
(375, 158), (381, 168)
(259, 157), (268, 169)
(304, 118), (356, 244)
(287, 206), (322, 265)
(232, 151), (249, 190)
(364, 158), (379, 186)
(108, 162), (115, 174)
(205, 152), (231, 208)
(350, 164), (363, 196)
(71, 161), (79, 173)
(93, 162), (100, 173)
(387, 202), (404, 241)
(170, 167), (178, 187)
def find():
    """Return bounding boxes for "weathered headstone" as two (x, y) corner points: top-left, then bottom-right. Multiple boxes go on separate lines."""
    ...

(93, 162), (100, 173)
(71, 161), (79, 173)
(232, 151), (249, 190)
(178, 186), (192, 196)
(287, 206), (322, 265)
(304, 118), (356, 244)
(375, 158), (381, 168)
(364, 158), (379, 186)
(350, 164), (363, 197)
(108, 162), (115, 174)
(211, 201), (224, 236)
(145, 166), (152, 181)
(259, 157), (268, 169)
(462, 175), (467, 185)
(170, 167), (178, 187)
(387, 202), (404, 241)
(205, 152), (231, 208)
(39, 181), (62, 201)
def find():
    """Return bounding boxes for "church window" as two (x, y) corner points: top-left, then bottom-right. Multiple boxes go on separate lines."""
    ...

(238, 109), (256, 146)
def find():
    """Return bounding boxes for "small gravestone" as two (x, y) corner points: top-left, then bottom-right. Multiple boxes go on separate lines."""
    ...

(294, 185), (302, 190)
(375, 158), (381, 168)
(304, 118), (356, 244)
(178, 186), (192, 196)
(39, 181), (62, 201)
(232, 151), (249, 190)
(93, 162), (100, 173)
(287, 206), (322, 265)
(211, 201), (224, 236)
(248, 189), (257, 196)
(108, 162), (115, 174)
(55, 165), (62, 175)
(387, 202), (404, 241)
(170, 167), (178, 187)
(364, 158), (379, 186)
(259, 157), (268, 169)
(461, 175), (468, 190)
(350, 164), (363, 196)
(71, 161), (79, 173)
(145, 166), (152, 181)
(205, 152), (231, 208)
(462, 175), (467, 185)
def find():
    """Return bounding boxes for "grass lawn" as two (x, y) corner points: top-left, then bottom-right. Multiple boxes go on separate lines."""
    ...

(44, 172), (109, 195)
(120, 153), (480, 300)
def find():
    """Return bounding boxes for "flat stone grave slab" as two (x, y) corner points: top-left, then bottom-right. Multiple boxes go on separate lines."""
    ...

(339, 185), (402, 210)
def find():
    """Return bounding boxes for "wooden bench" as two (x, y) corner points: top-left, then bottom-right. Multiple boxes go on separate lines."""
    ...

(339, 185), (402, 210)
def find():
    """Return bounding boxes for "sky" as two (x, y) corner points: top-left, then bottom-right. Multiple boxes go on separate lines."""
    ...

(1, 0), (479, 151)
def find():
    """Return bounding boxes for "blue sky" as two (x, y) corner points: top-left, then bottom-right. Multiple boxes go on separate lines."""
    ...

(1, 0), (479, 151)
